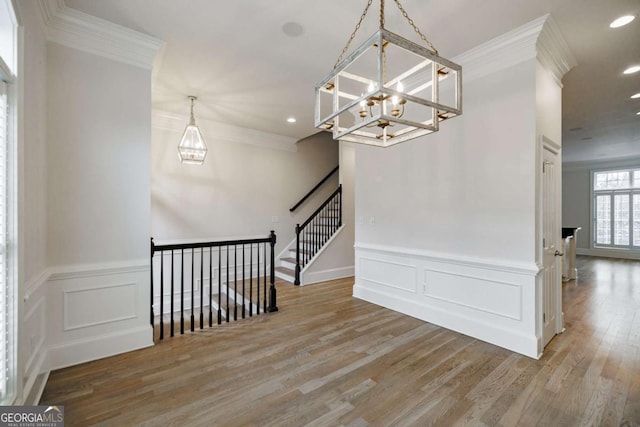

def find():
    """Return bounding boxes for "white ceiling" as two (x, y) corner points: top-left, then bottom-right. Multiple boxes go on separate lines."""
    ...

(64, 0), (640, 163)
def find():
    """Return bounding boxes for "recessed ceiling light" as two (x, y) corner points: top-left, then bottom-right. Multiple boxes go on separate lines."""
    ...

(623, 65), (640, 74)
(637, 111), (640, 116)
(287, 117), (296, 123)
(610, 15), (635, 28)
(632, 93), (640, 99)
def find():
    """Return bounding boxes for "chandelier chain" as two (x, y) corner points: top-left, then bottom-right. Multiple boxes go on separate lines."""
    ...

(379, 0), (385, 29)
(393, 0), (438, 55)
(333, 0), (374, 69)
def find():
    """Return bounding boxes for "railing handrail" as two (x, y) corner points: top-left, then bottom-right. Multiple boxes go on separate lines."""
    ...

(299, 185), (342, 230)
(152, 235), (273, 254)
(289, 165), (339, 212)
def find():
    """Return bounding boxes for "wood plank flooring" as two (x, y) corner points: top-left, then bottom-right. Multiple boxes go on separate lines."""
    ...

(41, 256), (640, 426)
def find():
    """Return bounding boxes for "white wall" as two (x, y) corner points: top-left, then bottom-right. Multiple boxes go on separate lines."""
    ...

(47, 44), (150, 266)
(151, 124), (338, 255)
(355, 58), (537, 262)
(563, 156), (640, 259)
(353, 16), (573, 358)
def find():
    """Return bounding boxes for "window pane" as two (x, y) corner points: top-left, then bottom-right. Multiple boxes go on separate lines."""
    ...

(596, 195), (611, 244)
(634, 194), (640, 247)
(594, 171), (631, 190)
(614, 195), (629, 245)
(633, 170), (640, 189)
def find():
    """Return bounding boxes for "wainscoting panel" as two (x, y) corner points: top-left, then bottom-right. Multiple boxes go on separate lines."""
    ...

(359, 257), (417, 293)
(424, 269), (523, 321)
(47, 260), (152, 370)
(64, 282), (137, 331)
(353, 243), (541, 358)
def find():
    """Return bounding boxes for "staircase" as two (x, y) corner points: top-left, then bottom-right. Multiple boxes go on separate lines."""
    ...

(276, 185), (342, 285)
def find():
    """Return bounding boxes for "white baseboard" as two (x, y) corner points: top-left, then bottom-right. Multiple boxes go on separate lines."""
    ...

(49, 325), (153, 370)
(22, 352), (49, 405)
(576, 248), (640, 260)
(302, 266), (354, 285)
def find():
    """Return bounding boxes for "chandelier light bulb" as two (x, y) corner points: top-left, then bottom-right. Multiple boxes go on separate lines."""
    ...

(397, 81), (404, 92)
(368, 81), (376, 93)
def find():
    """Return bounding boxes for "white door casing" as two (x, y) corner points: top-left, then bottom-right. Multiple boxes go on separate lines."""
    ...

(541, 138), (563, 347)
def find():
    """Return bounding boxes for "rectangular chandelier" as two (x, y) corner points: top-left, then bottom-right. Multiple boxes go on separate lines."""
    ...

(314, 2), (462, 147)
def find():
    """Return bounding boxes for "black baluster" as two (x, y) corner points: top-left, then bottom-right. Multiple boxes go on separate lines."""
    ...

(242, 244), (246, 319)
(160, 250), (164, 340)
(190, 248), (194, 332)
(200, 247), (204, 329)
(209, 246), (213, 327)
(180, 249), (185, 335)
(263, 242), (267, 314)
(226, 245), (229, 322)
(257, 242), (260, 315)
(150, 238), (154, 326)
(170, 250), (174, 337)
(218, 246), (222, 325)
(249, 244), (253, 316)
(234, 245), (237, 321)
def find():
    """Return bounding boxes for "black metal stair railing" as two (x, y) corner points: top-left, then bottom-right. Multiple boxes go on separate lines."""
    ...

(150, 231), (278, 340)
(294, 185), (342, 285)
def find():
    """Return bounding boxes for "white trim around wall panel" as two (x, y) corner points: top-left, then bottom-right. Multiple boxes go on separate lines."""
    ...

(63, 282), (138, 331)
(424, 269), (523, 321)
(353, 245), (539, 358)
(359, 257), (417, 293)
(354, 243), (540, 276)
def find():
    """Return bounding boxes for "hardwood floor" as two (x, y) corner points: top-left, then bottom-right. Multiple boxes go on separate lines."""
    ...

(41, 256), (640, 426)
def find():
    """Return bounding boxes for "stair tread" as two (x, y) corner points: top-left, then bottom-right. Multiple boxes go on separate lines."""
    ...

(281, 257), (296, 263)
(276, 266), (295, 275)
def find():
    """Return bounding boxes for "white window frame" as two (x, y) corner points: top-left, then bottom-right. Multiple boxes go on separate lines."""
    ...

(0, 0), (18, 405)
(591, 167), (640, 252)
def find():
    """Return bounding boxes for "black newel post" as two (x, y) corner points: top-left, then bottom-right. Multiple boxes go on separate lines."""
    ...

(150, 237), (155, 326)
(295, 224), (301, 286)
(268, 230), (278, 312)
(338, 184), (342, 227)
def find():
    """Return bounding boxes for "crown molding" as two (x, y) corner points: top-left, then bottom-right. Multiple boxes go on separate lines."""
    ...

(36, 0), (164, 70)
(537, 15), (577, 86)
(454, 15), (545, 83)
(453, 14), (575, 85)
(152, 111), (299, 153)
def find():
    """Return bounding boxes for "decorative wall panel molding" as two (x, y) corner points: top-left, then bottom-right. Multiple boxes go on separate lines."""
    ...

(354, 244), (540, 358)
(63, 282), (137, 331)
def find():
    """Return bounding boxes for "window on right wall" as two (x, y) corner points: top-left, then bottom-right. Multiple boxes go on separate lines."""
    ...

(592, 168), (640, 250)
